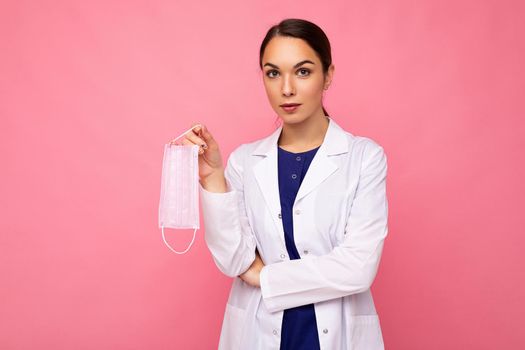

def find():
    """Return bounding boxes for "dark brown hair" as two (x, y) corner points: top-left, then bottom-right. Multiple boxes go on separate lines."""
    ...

(259, 18), (332, 117)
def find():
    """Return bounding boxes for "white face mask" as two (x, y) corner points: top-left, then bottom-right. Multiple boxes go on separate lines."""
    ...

(158, 125), (202, 254)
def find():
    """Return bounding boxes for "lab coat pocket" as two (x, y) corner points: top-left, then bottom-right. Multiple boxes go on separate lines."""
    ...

(218, 303), (247, 350)
(348, 314), (384, 350)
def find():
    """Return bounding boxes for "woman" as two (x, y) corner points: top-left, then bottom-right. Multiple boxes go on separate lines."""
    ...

(173, 18), (388, 350)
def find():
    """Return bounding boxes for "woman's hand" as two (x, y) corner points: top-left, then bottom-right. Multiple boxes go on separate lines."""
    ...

(239, 250), (265, 288)
(170, 123), (226, 191)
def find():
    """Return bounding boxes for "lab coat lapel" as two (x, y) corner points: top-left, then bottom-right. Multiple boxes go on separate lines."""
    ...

(251, 117), (349, 247)
(294, 142), (337, 203)
(252, 126), (286, 248)
(295, 118), (349, 202)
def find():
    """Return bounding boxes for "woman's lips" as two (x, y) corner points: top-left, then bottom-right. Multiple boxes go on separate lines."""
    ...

(281, 104), (301, 113)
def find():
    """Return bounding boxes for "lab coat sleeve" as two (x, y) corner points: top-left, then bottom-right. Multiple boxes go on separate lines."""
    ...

(199, 145), (257, 278)
(259, 140), (388, 313)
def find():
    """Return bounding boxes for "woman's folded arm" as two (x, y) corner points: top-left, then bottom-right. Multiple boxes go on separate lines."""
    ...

(260, 142), (389, 313)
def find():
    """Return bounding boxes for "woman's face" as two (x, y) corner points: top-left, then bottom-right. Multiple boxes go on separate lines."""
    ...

(261, 36), (334, 125)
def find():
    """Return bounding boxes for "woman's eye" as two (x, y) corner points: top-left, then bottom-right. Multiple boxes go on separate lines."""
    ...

(265, 69), (310, 78)
(297, 68), (310, 76)
(266, 70), (279, 78)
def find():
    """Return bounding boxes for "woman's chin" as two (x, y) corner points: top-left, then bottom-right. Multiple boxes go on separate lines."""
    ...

(278, 112), (304, 122)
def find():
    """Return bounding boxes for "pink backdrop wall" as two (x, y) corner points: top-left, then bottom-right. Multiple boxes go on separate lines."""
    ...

(1, 0), (524, 349)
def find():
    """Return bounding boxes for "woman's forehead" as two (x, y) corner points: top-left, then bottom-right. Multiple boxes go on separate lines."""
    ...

(262, 37), (319, 67)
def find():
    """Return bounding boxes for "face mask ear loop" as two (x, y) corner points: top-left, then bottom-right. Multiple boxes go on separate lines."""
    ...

(161, 226), (198, 254)
(169, 124), (203, 145)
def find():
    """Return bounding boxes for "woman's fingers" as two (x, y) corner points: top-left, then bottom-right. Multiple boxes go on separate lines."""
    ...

(184, 129), (207, 149)
(181, 138), (205, 154)
(192, 124), (215, 145)
(168, 123), (216, 157)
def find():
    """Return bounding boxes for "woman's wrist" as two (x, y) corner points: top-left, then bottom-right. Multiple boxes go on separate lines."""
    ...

(200, 170), (228, 193)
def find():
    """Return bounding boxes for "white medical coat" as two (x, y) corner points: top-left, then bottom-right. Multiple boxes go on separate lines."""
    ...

(199, 116), (388, 349)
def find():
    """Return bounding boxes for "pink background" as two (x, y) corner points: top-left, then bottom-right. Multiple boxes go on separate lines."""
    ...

(1, 0), (524, 349)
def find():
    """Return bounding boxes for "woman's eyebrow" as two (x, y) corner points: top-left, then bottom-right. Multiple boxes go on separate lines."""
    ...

(263, 60), (315, 69)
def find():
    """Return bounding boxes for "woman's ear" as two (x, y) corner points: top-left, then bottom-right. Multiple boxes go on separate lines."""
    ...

(324, 64), (335, 90)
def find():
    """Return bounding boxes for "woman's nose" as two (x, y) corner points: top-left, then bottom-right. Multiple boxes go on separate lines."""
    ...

(281, 75), (295, 96)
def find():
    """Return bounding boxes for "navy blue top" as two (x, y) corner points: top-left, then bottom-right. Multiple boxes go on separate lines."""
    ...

(277, 145), (321, 350)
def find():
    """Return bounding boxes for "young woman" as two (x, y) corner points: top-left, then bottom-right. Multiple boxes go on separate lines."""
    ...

(172, 18), (388, 350)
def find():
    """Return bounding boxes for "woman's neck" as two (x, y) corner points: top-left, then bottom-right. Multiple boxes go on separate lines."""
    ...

(278, 114), (329, 153)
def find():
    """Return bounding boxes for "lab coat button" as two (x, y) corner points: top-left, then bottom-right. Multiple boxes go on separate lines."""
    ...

(295, 209), (301, 215)
(303, 249), (309, 255)
(323, 328), (328, 334)
(278, 213), (282, 219)
(280, 254), (286, 259)
(273, 329), (278, 335)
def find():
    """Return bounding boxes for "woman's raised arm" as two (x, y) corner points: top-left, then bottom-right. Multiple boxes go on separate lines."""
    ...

(199, 143), (258, 278)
